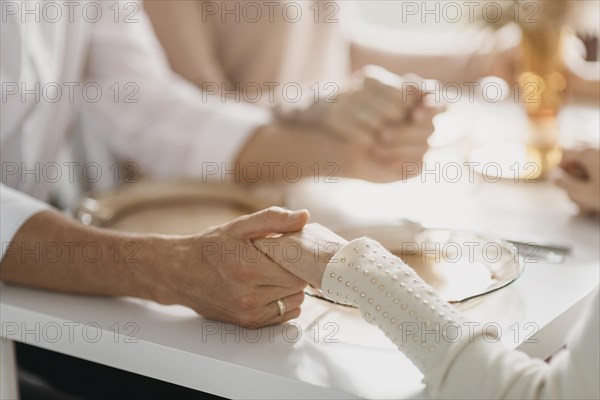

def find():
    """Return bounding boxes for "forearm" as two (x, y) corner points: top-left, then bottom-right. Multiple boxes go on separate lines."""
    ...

(0, 211), (172, 303)
(321, 238), (588, 399)
(351, 42), (486, 83)
(235, 124), (341, 182)
(350, 29), (518, 84)
(1, 206), (314, 327)
(143, 0), (226, 86)
(236, 124), (407, 184)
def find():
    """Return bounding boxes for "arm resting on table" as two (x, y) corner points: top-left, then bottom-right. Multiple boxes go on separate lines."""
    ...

(322, 238), (599, 399)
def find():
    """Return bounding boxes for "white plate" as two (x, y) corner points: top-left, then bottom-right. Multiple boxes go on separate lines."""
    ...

(309, 223), (525, 304)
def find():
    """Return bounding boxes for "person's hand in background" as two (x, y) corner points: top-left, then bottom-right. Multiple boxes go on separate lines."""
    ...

(272, 66), (445, 181)
(319, 66), (416, 146)
(562, 32), (600, 100)
(254, 223), (349, 289)
(321, 66), (445, 153)
(554, 147), (600, 215)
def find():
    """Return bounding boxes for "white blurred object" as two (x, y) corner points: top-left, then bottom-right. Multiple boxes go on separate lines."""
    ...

(0, 340), (19, 400)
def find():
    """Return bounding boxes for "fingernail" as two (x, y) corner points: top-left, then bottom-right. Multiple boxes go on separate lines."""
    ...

(288, 209), (308, 220)
(288, 210), (302, 220)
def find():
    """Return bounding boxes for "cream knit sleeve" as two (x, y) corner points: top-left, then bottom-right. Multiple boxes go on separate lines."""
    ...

(321, 237), (599, 399)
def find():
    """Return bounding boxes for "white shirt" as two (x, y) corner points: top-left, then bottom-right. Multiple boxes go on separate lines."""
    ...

(323, 238), (600, 399)
(1, 0), (270, 258)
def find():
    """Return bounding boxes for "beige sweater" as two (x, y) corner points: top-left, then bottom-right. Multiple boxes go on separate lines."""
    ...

(144, 0), (351, 106)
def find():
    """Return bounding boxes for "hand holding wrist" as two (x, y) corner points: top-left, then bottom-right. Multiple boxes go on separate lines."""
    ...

(254, 223), (349, 288)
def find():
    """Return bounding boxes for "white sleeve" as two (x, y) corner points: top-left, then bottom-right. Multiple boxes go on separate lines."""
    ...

(322, 237), (599, 399)
(81, 1), (271, 179)
(0, 185), (50, 261)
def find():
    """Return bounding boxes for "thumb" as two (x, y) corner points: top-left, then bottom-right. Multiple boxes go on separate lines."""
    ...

(232, 206), (310, 240)
(553, 170), (589, 195)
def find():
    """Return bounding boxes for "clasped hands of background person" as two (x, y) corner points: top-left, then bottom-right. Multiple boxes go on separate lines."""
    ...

(323, 66), (445, 152)
(294, 65), (446, 179)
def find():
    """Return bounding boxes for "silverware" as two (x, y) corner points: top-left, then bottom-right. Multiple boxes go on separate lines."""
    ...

(505, 241), (569, 263)
(503, 238), (571, 255)
(420, 221), (572, 263)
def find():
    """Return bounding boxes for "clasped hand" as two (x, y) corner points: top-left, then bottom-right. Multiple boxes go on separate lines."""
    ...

(160, 207), (346, 328)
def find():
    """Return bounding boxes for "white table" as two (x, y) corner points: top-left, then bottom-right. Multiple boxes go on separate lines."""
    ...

(2, 100), (599, 399)
(2, 177), (599, 399)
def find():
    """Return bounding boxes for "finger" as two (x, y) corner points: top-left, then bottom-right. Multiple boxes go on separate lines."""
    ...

(373, 145), (429, 167)
(231, 207), (309, 241)
(263, 291), (305, 321)
(363, 76), (406, 106)
(364, 77), (423, 121)
(559, 148), (583, 169)
(362, 91), (406, 124)
(561, 146), (597, 164)
(363, 70), (440, 122)
(256, 285), (308, 306)
(362, 67), (404, 91)
(379, 125), (435, 147)
(376, 106), (437, 147)
(255, 224), (345, 288)
(553, 169), (598, 212)
(566, 192), (595, 213)
(351, 107), (384, 136)
(372, 127), (434, 160)
(363, 69), (427, 108)
(324, 99), (376, 146)
(263, 307), (302, 326)
(560, 148), (599, 180)
(560, 162), (589, 180)
(328, 115), (376, 147)
(248, 293), (305, 327)
(243, 247), (307, 287)
(421, 92), (447, 112)
(553, 172), (589, 197)
(399, 73), (430, 105)
(409, 103), (444, 124)
(345, 91), (388, 133)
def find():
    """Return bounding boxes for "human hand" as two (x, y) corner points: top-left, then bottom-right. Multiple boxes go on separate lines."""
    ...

(155, 207), (311, 328)
(254, 223), (349, 289)
(368, 96), (443, 168)
(553, 147), (600, 215)
(562, 33), (600, 99)
(320, 66), (442, 149)
(236, 121), (434, 186)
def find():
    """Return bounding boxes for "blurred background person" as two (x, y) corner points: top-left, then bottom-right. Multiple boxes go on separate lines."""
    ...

(145, 0), (599, 146)
(554, 147), (600, 216)
(144, 0), (449, 154)
(1, 1), (438, 397)
(144, 0), (517, 96)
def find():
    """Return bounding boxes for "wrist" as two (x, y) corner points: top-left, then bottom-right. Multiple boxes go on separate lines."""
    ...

(274, 102), (329, 126)
(129, 234), (187, 305)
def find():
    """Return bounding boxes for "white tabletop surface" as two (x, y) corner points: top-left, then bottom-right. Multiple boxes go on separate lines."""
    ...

(2, 99), (599, 399)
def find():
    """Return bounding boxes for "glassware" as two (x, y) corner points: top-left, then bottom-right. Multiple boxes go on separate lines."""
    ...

(518, 25), (567, 179)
